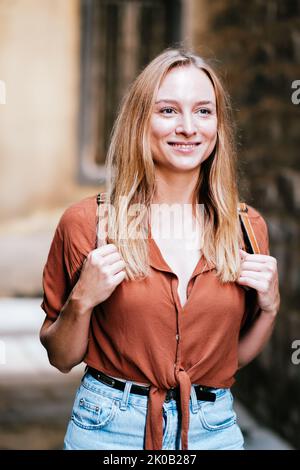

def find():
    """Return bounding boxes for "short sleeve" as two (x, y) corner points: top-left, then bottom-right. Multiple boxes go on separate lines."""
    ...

(40, 197), (97, 321)
(239, 208), (270, 334)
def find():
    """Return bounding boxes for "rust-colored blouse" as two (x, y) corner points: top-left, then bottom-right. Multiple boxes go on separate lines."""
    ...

(41, 194), (270, 450)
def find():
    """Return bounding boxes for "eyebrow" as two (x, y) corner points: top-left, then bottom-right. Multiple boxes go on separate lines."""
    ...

(155, 99), (215, 106)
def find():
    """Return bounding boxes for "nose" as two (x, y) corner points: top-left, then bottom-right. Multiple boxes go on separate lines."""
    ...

(175, 112), (197, 137)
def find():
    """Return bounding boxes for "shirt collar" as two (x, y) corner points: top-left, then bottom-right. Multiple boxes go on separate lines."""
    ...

(148, 222), (215, 276)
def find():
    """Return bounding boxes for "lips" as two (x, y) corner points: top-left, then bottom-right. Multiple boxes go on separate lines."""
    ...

(168, 142), (201, 146)
(167, 142), (201, 153)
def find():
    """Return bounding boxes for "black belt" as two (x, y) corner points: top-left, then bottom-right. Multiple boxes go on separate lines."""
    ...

(87, 367), (216, 403)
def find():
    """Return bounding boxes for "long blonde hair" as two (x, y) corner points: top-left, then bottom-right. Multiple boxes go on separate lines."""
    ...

(104, 47), (243, 283)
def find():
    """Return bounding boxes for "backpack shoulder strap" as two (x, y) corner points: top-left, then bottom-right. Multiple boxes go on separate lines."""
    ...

(238, 202), (261, 254)
(96, 192), (108, 248)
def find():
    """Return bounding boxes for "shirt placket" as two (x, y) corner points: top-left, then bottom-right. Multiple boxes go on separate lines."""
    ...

(170, 275), (182, 372)
(169, 275), (194, 449)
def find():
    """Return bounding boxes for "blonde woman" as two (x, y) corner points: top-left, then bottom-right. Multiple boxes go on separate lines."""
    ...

(40, 48), (280, 450)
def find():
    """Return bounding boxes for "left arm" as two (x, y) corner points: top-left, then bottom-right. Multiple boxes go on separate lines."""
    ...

(237, 250), (280, 369)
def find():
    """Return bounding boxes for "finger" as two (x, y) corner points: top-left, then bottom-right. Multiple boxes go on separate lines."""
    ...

(112, 269), (126, 285)
(109, 260), (127, 276)
(96, 244), (118, 256)
(239, 249), (270, 263)
(237, 276), (267, 291)
(102, 251), (123, 265)
(239, 261), (269, 272)
(237, 276), (270, 293)
(238, 270), (264, 282)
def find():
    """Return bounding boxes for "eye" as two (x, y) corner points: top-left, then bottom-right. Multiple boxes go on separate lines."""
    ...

(197, 108), (212, 115)
(160, 107), (176, 115)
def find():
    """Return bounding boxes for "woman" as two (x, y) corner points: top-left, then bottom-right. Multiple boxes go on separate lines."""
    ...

(40, 48), (280, 450)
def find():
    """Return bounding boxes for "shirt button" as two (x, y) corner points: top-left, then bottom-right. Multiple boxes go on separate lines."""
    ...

(174, 363), (176, 369)
(176, 334), (179, 341)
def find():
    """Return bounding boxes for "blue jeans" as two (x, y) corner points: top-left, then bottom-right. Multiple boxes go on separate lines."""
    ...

(63, 371), (244, 450)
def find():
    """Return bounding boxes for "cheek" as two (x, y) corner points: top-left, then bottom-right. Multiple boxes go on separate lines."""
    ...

(150, 117), (174, 140)
(200, 118), (218, 140)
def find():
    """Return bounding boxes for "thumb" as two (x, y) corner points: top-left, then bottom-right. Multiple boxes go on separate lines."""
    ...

(239, 248), (248, 259)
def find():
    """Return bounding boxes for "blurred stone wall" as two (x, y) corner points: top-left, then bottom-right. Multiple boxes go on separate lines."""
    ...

(190, 0), (300, 448)
(0, 0), (100, 222)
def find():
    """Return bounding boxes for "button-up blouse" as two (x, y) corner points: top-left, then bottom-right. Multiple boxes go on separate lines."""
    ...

(41, 194), (270, 450)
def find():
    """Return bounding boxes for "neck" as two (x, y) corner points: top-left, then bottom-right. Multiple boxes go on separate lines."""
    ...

(152, 168), (199, 206)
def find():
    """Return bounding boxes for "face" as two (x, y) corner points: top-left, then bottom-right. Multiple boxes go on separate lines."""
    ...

(150, 65), (218, 173)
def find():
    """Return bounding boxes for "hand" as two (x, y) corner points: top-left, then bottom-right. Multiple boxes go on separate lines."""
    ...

(237, 249), (280, 316)
(71, 244), (126, 311)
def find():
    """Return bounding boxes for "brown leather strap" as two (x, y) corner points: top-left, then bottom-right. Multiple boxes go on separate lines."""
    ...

(96, 192), (108, 248)
(238, 202), (260, 254)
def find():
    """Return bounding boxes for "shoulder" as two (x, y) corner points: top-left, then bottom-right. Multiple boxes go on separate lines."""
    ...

(58, 194), (97, 233)
(246, 204), (268, 228)
(245, 204), (265, 219)
(57, 194), (98, 255)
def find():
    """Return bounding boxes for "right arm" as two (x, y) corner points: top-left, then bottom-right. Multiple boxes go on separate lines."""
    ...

(40, 243), (126, 373)
(40, 298), (93, 374)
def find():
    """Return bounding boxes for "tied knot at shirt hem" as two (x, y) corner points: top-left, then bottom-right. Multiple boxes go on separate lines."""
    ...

(145, 369), (191, 450)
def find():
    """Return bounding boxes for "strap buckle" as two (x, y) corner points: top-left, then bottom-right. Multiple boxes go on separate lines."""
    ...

(238, 202), (248, 213)
(97, 192), (107, 205)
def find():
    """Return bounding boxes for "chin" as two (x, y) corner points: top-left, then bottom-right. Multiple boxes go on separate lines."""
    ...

(170, 161), (201, 172)
(167, 155), (206, 171)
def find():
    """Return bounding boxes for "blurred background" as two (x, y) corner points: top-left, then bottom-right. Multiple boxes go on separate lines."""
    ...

(0, 0), (299, 450)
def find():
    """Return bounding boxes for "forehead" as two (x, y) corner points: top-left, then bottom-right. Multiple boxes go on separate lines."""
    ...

(156, 65), (216, 103)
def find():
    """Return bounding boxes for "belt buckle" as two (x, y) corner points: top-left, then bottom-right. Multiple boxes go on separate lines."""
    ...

(97, 372), (115, 387)
(195, 385), (216, 402)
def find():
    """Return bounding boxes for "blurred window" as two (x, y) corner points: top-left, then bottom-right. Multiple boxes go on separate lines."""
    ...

(78, 0), (182, 184)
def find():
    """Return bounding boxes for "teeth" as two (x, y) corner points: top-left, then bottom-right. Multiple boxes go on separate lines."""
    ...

(169, 143), (198, 149)
(171, 143), (198, 148)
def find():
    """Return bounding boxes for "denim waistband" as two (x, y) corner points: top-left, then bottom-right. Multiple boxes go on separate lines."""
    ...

(80, 370), (230, 412)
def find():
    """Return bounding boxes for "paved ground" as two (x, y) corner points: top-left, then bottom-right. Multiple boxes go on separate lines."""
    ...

(0, 298), (294, 450)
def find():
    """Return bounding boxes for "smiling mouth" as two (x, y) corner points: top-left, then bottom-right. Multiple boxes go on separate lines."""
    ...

(167, 142), (201, 151)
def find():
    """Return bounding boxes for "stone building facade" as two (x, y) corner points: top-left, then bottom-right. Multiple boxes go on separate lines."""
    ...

(191, 0), (300, 448)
